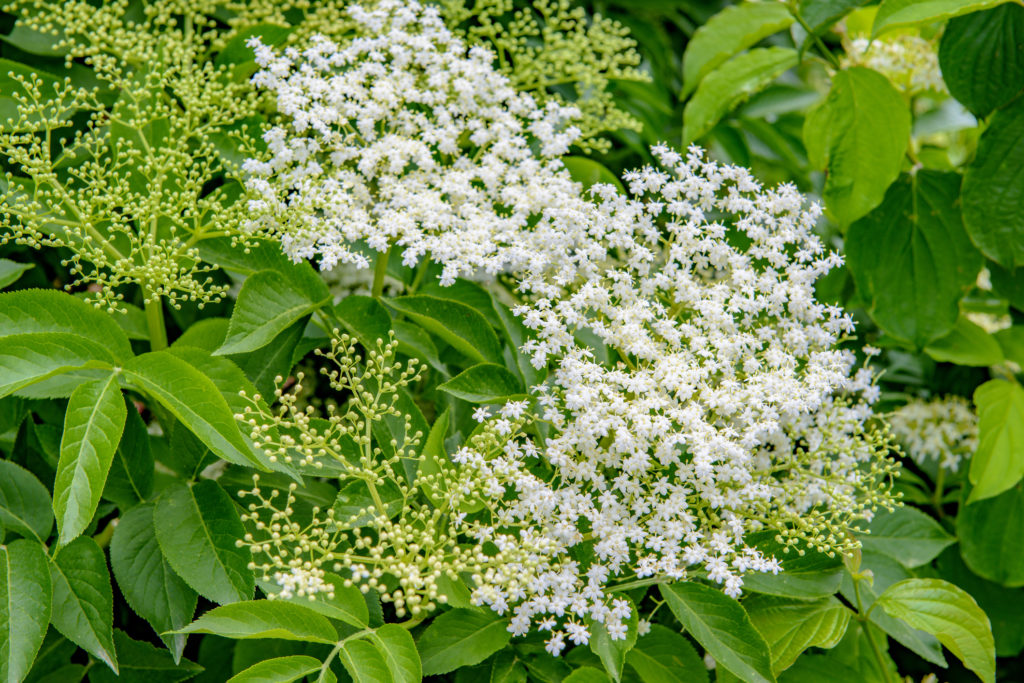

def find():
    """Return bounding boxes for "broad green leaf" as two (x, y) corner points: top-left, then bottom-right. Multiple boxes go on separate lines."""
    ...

(0, 290), (132, 361)
(0, 333), (115, 398)
(416, 280), (501, 328)
(0, 260), (32, 289)
(216, 24), (292, 66)
(333, 295), (393, 351)
(123, 351), (259, 468)
(959, 483), (1024, 586)
(232, 318), (306, 398)
(393, 319), (445, 374)
(846, 172), (982, 347)
(102, 405), (154, 509)
(387, 296), (503, 365)
(217, 270), (330, 355)
(438, 364), (525, 403)
(258, 572), (368, 628)
(996, 327), (1024, 367)
(746, 596), (852, 673)
(990, 261), (1024, 312)
(805, 66), (910, 224)
(839, 551), (947, 666)
(681, 3), (795, 97)
(939, 4), (1024, 118)
(86, 630), (202, 683)
(925, 317), (1005, 366)
(176, 601), (337, 644)
(492, 301), (544, 389)
(873, 0), (1014, 36)
(369, 624), (421, 683)
(963, 97), (1024, 268)
(683, 47), (798, 145)
(0, 539), (51, 683)
(659, 582), (775, 683)
(0, 460), (53, 542)
(227, 655), (321, 683)
(54, 374), (126, 545)
(338, 637), (389, 683)
(110, 504), (197, 661)
(199, 237), (314, 279)
(875, 578), (996, 683)
(417, 608), (512, 676)
(562, 157), (625, 192)
(857, 506), (956, 568)
(564, 668), (610, 683)
(48, 537), (117, 673)
(937, 548), (1024, 657)
(333, 477), (403, 528)
(968, 380), (1024, 502)
(799, 0), (870, 34)
(625, 624), (707, 683)
(488, 650), (527, 683)
(153, 480), (254, 604)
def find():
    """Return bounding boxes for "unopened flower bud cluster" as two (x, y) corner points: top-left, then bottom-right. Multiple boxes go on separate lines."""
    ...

(843, 35), (946, 95)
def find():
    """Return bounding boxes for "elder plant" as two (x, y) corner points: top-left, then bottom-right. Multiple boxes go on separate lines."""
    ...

(0, 1), (1017, 682)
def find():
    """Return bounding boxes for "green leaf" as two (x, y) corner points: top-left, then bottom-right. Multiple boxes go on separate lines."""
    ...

(962, 96), (1024, 268)
(153, 480), (254, 605)
(681, 2), (795, 97)
(683, 47), (798, 145)
(0, 290), (132, 361)
(968, 379), (1024, 502)
(48, 537), (117, 673)
(216, 24), (291, 66)
(0, 260), (32, 289)
(659, 582), (775, 683)
(562, 157), (625, 192)
(0, 333), (115, 398)
(102, 405), (154, 509)
(123, 351), (259, 469)
(333, 478), (403, 528)
(417, 609), (512, 676)
(439, 364), (525, 403)
(0, 539), (51, 683)
(873, 0), (1015, 36)
(53, 374), (126, 545)
(846, 172), (982, 347)
(937, 548), (1024, 657)
(110, 504), (197, 661)
(226, 655), (321, 683)
(746, 596), (851, 673)
(333, 296), (393, 350)
(0, 460), (53, 542)
(939, 4), (1024, 118)
(417, 407), (451, 509)
(875, 578), (996, 683)
(959, 483), (1024, 586)
(857, 506), (956, 568)
(387, 296), (503, 365)
(338, 637), (389, 683)
(996, 327), (1024, 367)
(217, 270), (330, 356)
(803, 67), (911, 226)
(488, 650), (527, 683)
(368, 624), (421, 683)
(742, 537), (843, 600)
(924, 317), (1005, 366)
(589, 595), (638, 682)
(492, 301), (544, 389)
(176, 601), (337, 644)
(798, 0), (870, 34)
(564, 668), (610, 683)
(258, 572), (368, 628)
(85, 630), (202, 683)
(625, 624), (707, 683)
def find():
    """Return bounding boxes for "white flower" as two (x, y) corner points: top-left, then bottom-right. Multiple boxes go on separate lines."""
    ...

(890, 396), (978, 472)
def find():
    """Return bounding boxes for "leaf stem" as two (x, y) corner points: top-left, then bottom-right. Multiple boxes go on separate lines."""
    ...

(788, 4), (842, 70)
(372, 247), (391, 298)
(145, 296), (168, 350)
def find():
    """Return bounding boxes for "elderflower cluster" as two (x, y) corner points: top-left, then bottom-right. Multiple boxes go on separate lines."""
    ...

(843, 35), (946, 95)
(889, 396), (978, 472)
(242, 0), (591, 284)
(242, 0), (898, 648)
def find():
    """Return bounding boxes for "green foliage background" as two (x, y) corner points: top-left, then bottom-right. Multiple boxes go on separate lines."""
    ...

(0, 0), (1022, 682)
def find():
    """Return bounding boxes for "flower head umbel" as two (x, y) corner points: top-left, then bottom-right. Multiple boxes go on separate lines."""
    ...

(889, 396), (978, 473)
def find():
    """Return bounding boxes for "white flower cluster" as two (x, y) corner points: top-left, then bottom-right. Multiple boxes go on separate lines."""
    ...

(844, 35), (946, 95)
(243, 0), (588, 286)
(241, 0), (897, 652)
(889, 396), (978, 472)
